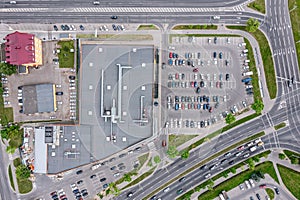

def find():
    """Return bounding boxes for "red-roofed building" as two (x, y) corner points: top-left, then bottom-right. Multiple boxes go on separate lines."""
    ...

(4, 31), (42, 67)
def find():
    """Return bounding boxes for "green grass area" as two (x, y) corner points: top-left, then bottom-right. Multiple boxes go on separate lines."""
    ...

(8, 165), (15, 191)
(182, 113), (260, 152)
(197, 162), (277, 200)
(277, 164), (300, 199)
(244, 38), (262, 102)
(289, 0), (300, 71)
(248, 0), (266, 14)
(77, 34), (153, 40)
(274, 122), (286, 130)
(143, 131), (265, 200)
(173, 24), (217, 30)
(137, 24), (159, 30)
(17, 178), (32, 194)
(169, 134), (197, 148)
(283, 150), (300, 164)
(13, 158), (21, 168)
(136, 153), (149, 171)
(122, 167), (156, 190)
(0, 84), (14, 125)
(57, 40), (75, 68)
(8, 128), (23, 149)
(226, 26), (277, 99)
(266, 188), (275, 200)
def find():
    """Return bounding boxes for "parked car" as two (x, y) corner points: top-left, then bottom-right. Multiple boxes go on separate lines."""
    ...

(111, 16), (118, 19)
(79, 25), (85, 30)
(56, 92), (63, 95)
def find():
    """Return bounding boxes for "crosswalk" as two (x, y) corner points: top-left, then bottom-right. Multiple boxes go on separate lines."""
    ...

(1, 6), (245, 13)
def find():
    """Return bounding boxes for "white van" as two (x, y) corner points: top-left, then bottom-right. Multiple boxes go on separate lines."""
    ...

(10, 1), (17, 4)
(93, 1), (100, 5)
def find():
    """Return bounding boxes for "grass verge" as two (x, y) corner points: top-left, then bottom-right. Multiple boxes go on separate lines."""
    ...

(266, 188), (275, 200)
(13, 158), (21, 168)
(274, 122), (286, 130)
(173, 24), (217, 30)
(137, 24), (159, 30)
(77, 34), (153, 40)
(122, 167), (156, 190)
(288, 0), (300, 71)
(247, 0), (266, 14)
(143, 131), (265, 200)
(169, 134), (197, 148)
(8, 165), (15, 191)
(226, 26), (277, 99)
(277, 164), (300, 199)
(136, 153), (149, 171)
(0, 84), (14, 125)
(197, 162), (277, 200)
(283, 150), (300, 164)
(57, 40), (75, 68)
(17, 178), (32, 194)
(182, 113), (260, 152)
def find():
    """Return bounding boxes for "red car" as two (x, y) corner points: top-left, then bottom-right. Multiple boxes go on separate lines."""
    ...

(190, 81), (194, 87)
(216, 81), (219, 88)
(237, 145), (245, 151)
(169, 52), (173, 58)
(175, 73), (179, 79)
(193, 68), (199, 72)
(209, 107), (213, 113)
(259, 184), (267, 189)
(181, 103), (185, 110)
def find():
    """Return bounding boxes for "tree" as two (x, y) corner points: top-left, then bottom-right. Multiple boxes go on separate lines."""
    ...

(16, 164), (31, 179)
(225, 113), (236, 124)
(0, 62), (17, 76)
(222, 171), (229, 178)
(246, 158), (255, 170)
(123, 173), (132, 182)
(166, 146), (178, 159)
(253, 156), (260, 163)
(246, 18), (260, 32)
(206, 179), (214, 191)
(183, 192), (192, 200)
(154, 155), (161, 164)
(181, 149), (190, 159)
(252, 99), (264, 114)
(6, 146), (16, 154)
(230, 167), (237, 174)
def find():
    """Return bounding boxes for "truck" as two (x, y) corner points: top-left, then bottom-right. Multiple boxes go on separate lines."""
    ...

(242, 71), (253, 76)
(242, 77), (252, 83)
(250, 146), (257, 152)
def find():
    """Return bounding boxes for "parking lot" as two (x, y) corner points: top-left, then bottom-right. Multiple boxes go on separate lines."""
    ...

(1, 40), (77, 122)
(161, 35), (254, 133)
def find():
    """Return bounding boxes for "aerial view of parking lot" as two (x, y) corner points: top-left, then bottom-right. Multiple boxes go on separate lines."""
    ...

(0, 0), (300, 200)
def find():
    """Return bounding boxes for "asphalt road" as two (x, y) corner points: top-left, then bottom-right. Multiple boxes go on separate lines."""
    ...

(0, 0), (248, 8)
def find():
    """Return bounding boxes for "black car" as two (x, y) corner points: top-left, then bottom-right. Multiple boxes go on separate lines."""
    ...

(81, 189), (87, 194)
(214, 37), (217, 44)
(200, 165), (207, 170)
(213, 52), (217, 59)
(53, 25), (58, 31)
(274, 187), (280, 195)
(103, 183), (108, 189)
(109, 157), (116, 162)
(55, 92), (63, 95)
(134, 147), (142, 152)
(77, 180), (83, 185)
(200, 81), (204, 87)
(110, 166), (117, 170)
(196, 87), (201, 94)
(100, 177), (106, 182)
(150, 195), (157, 200)
(18, 99), (23, 103)
(79, 25), (85, 31)
(219, 52), (223, 59)
(82, 192), (88, 197)
(112, 24), (117, 31)
(119, 153), (127, 158)
(64, 25), (69, 30)
(256, 193), (261, 200)
(90, 174), (96, 179)
(69, 75), (76, 80)
(226, 74), (230, 81)
(118, 163), (125, 167)
(73, 189), (80, 194)
(229, 160), (235, 165)
(61, 25), (65, 30)
(111, 16), (118, 19)
(76, 170), (83, 175)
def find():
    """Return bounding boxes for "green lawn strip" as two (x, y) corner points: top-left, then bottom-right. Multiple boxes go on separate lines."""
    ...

(247, 0), (266, 14)
(244, 38), (262, 102)
(283, 150), (300, 164)
(137, 153), (149, 171)
(8, 128), (23, 149)
(137, 24), (159, 30)
(266, 188), (275, 200)
(177, 150), (271, 200)
(57, 40), (75, 68)
(289, 0), (300, 71)
(169, 134), (198, 148)
(122, 167), (157, 190)
(13, 158), (22, 167)
(183, 113), (260, 153)
(173, 25), (217, 30)
(0, 84), (14, 124)
(277, 164), (300, 199)
(143, 131), (265, 200)
(226, 26), (276, 99)
(197, 161), (277, 200)
(8, 165), (15, 191)
(274, 122), (286, 130)
(17, 178), (32, 194)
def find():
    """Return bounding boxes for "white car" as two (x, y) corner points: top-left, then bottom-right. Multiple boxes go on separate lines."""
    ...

(239, 184), (244, 190)
(249, 179), (255, 187)
(163, 187), (170, 193)
(69, 87), (76, 90)
(205, 173), (211, 179)
(56, 84), (62, 88)
(113, 173), (120, 177)
(57, 101), (63, 105)
(245, 180), (251, 189)
(4, 101), (10, 105)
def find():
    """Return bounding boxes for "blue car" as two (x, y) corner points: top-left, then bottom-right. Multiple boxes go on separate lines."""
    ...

(242, 77), (252, 83)
(168, 59), (173, 65)
(175, 103), (179, 110)
(197, 103), (201, 110)
(194, 81), (198, 88)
